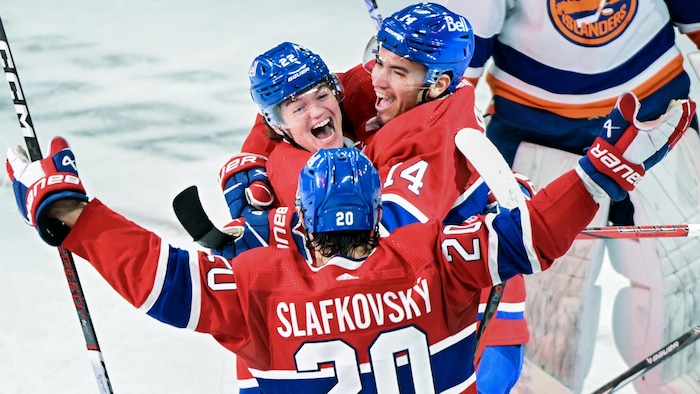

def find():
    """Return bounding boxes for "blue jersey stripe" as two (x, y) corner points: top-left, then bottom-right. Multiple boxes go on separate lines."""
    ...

(146, 246), (193, 328)
(492, 24), (676, 95)
(478, 310), (525, 321)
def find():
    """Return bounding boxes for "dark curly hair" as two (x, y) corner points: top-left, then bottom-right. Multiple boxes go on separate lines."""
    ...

(310, 226), (379, 258)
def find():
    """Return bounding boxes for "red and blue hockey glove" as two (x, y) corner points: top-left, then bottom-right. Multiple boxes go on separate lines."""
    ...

(6, 137), (89, 246)
(211, 210), (271, 259)
(218, 153), (274, 218)
(212, 208), (306, 260)
(578, 92), (695, 201)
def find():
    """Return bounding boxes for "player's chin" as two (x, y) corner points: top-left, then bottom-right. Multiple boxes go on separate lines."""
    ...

(376, 109), (397, 126)
(316, 134), (344, 149)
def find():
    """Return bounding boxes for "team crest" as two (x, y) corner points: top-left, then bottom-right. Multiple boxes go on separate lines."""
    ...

(548, 0), (637, 47)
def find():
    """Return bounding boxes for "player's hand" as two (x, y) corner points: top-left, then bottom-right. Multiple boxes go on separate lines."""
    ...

(6, 137), (89, 246)
(219, 153), (274, 218)
(578, 92), (695, 201)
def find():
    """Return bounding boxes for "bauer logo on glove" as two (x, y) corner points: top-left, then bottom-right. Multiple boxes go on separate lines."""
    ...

(6, 137), (89, 246)
(218, 152), (275, 218)
(586, 140), (644, 189)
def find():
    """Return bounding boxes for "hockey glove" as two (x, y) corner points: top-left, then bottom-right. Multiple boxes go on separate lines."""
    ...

(212, 210), (271, 259)
(578, 92), (695, 201)
(6, 137), (89, 246)
(218, 153), (274, 218)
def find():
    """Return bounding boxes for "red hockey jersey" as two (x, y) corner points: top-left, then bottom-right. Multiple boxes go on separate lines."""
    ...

(361, 83), (530, 349)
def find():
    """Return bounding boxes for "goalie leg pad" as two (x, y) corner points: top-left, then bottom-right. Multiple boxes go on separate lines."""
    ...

(609, 130), (700, 393)
(513, 142), (609, 393)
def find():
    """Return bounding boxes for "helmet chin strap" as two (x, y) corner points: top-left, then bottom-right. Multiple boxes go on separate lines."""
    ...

(298, 211), (322, 267)
(303, 230), (323, 267)
(418, 88), (431, 104)
(274, 126), (306, 151)
(418, 85), (450, 105)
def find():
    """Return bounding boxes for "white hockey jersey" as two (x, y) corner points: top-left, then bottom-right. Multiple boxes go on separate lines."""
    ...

(439, 0), (700, 118)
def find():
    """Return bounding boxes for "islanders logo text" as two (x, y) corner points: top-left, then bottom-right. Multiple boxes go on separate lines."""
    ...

(548, 0), (637, 47)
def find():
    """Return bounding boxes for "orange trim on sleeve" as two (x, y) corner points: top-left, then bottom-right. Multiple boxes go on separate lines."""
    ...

(685, 31), (700, 49)
(486, 55), (685, 119)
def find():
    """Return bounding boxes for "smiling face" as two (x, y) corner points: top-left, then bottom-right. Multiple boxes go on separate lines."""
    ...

(273, 83), (344, 152)
(369, 46), (429, 126)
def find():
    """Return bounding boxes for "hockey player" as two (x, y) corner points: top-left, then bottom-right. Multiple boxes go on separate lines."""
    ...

(358, 4), (528, 392)
(6, 89), (694, 391)
(435, 0), (700, 392)
(218, 41), (376, 393)
(222, 43), (377, 216)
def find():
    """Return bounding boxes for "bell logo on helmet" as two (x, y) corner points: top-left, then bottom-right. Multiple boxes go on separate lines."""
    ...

(445, 16), (469, 33)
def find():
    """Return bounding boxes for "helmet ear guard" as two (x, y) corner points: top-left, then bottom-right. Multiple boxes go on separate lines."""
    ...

(296, 148), (381, 234)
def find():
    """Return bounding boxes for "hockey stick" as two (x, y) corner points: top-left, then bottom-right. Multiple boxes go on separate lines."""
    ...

(474, 282), (504, 364)
(454, 128), (525, 211)
(590, 325), (700, 394)
(173, 185), (236, 248)
(363, 0), (383, 31)
(454, 128), (528, 360)
(172, 175), (700, 249)
(577, 223), (700, 239)
(0, 17), (114, 394)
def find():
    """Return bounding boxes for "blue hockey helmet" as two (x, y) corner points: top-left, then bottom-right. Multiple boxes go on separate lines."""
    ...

(367, 2), (474, 91)
(249, 42), (343, 127)
(297, 148), (381, 233)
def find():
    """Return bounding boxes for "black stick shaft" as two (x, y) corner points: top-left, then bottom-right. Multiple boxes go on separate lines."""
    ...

(364, 0), (383, 31)
(591, 325), (700, 394)
(0, 16), (114, 394)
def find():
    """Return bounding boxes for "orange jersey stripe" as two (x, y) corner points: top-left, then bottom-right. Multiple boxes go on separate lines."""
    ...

(486, 54), (685, 119)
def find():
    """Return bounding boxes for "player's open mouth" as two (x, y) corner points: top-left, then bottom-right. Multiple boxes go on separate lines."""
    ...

(311, 118), (335, 139)
(375, 92), (393, 112)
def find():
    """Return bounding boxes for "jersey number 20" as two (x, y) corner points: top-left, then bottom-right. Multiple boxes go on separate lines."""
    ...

(295, 326), (436, 393)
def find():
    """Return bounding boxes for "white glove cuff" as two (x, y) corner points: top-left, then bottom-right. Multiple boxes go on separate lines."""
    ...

(575, 164), (608, 202)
